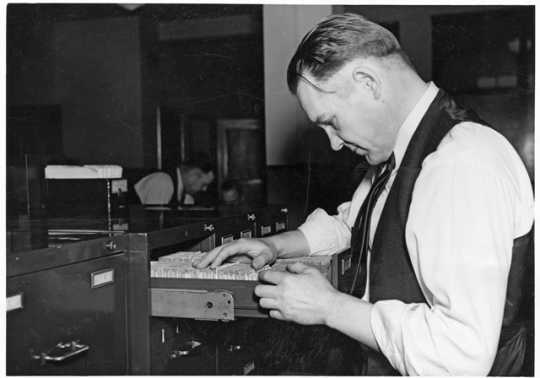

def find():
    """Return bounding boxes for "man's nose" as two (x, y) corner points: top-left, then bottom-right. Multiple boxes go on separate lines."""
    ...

(322, 126), (344, 151)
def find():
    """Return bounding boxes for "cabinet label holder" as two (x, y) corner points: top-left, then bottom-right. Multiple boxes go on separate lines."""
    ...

(151, 288), (235, 321)
(6, 293), (23, 312)
(90, 268), (115, 288)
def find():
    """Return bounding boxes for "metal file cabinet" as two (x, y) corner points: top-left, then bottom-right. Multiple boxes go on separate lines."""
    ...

(132, 207), (352, 375)
(6, 228), (129, 375)
(126, 214), (218, 374)
(140, 212), (255, 375)
(6, 207), (351, 374)
(124, 207), (288, 374)
(151, 204), (289, 239)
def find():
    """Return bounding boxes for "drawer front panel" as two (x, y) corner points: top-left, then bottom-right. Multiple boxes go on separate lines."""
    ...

(7, 254), (127, 374)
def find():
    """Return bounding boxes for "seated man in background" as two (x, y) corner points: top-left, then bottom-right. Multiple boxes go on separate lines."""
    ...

(135, 159), (215, 205)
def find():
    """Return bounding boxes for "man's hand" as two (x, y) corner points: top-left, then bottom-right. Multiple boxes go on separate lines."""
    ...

(255, 262), (339, 325)
(193, 238), (278, 270)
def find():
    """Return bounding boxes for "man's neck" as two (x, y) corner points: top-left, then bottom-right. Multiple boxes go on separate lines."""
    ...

(390, 71), (430, 132)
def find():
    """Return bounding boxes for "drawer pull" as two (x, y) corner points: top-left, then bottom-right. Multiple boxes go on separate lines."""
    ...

(32, 341), (90, 364)
(225, 343), (243, 352)
(170, 340), (202, 358)
(104, 240), (117, 251)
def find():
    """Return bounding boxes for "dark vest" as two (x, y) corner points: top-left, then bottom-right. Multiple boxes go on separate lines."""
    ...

(164, 168), (181, 205)
(360, 90), (532, 375)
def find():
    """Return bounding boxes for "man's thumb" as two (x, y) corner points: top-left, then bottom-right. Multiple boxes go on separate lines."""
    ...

(252, 255), (269, 270)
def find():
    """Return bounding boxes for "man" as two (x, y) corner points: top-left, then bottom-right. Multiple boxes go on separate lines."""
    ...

(220, 180), (243, 206)
(134, 159), (215, 205)
(194, 14), (534, 375)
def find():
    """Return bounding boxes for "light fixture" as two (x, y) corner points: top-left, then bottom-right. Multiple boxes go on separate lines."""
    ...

(117, 4), (144, 12)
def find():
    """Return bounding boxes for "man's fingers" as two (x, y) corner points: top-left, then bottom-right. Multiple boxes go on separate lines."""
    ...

(258, 269), (286, 285)
(254, 284), (278, 298)
(286, 262), (310, 274)
(209, 245), (240, 268)
(193, 242), (241, 268)
(269, 310), (285, 321)
(193, 239), (272, 269)
(252, 254), (270, 270)
(227, 255), (253, 264)
(193, 246), (224, 268)
(209, 240), (261, 268)
(258, 297), (279, 309)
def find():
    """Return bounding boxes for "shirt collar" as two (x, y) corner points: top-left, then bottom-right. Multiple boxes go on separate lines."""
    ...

(393, 82), (439, 169)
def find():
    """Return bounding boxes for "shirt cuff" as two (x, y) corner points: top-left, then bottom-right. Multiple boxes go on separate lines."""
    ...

(297, 208), (350, 256)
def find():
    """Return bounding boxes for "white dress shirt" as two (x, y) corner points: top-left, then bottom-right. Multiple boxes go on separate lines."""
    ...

(298, 82), (534, 375)
(134, 169), (194, 205)
(134, 171), (174, 205)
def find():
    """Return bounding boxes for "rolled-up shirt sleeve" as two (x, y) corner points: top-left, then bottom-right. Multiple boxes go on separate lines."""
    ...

(298, 201), (353, 256)
(370, 149), (534, 375)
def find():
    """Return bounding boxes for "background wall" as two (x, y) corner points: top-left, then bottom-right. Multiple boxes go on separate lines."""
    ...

(338, 5), (534, 174)
(6, 4), (534, 216)
(7, 6), (56, 105)
(263, 4), (533, 220)
(54, 17), (145, 167)
(335, 5), (510, 81)
(263, 4), (332, 166)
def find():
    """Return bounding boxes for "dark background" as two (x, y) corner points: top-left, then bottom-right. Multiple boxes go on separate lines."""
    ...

(7, 4), (534, 223)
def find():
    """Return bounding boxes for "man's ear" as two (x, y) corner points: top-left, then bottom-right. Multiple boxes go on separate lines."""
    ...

(351, 65), (381, 100)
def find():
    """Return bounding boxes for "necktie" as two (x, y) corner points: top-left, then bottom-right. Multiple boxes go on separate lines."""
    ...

(349, 153), (396, 296)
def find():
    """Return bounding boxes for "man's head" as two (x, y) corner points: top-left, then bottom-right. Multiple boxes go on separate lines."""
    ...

(180, 160), (215, 195)
(288, 13), (424, 165)
(221, 180), (242, 205)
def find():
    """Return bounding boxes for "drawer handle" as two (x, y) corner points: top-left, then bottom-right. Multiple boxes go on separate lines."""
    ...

(225, 343), (243, 352)
(170, 340), (202, 359)
(280, 208), (288, 213)
(104, 241), (117, 251)
(204, 224), (215, 232)
(32, 341), (90, 364)
(247, 213), (256, 221)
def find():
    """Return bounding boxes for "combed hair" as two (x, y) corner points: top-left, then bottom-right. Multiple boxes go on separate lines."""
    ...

(287, 13), (413, 93)
(181, 157), (214, 173)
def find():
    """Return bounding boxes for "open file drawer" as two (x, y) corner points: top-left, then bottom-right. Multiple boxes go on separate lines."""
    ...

(149, 254), (339, 319)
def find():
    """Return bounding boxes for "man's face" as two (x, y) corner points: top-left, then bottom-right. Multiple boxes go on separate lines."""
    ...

(184, 168), (215, 194)
(296, 66), (395, 165)
(222, 188), (240, 204)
